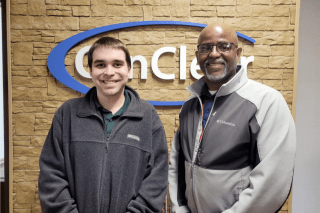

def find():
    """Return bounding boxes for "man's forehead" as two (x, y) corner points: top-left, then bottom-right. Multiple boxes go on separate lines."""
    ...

(198, 24), (238, 44)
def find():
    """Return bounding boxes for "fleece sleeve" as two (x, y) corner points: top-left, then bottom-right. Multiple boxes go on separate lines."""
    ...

(222, 92), (296, 213)
(38, 116), (79, 213)
(126, 126), (168, 213)
(168, 127), (191, 213)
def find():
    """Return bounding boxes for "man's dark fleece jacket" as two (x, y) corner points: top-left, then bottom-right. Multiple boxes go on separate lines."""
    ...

(38, 86), (168, 213)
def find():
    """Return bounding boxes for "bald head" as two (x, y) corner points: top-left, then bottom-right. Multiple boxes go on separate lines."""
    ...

(198, 23), (239, 47)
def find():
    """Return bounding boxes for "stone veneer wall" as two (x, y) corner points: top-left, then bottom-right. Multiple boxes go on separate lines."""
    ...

(10, 0), (296, 212)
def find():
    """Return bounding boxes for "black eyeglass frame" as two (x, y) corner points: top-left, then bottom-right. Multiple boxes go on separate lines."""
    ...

(197, 42), (238, 54)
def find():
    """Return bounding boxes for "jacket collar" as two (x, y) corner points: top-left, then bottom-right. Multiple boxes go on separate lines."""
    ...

(187, 65), (248, 97)
(77, 86), (144, 119)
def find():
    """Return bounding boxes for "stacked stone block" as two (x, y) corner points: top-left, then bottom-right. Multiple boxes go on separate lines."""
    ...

(10, 0), (297, 212)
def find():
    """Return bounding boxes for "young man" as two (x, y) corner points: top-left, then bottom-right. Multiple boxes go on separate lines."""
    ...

(168, 23), (296, 213)
(39, 37), (168, 213)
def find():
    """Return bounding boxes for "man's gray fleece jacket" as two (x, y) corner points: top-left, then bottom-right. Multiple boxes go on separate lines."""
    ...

(38, 86), (168, 213)
(168, 65), (296, 213)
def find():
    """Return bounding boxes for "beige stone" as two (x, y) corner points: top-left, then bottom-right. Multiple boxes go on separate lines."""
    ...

(237, 0), (251, 5)
(252, 5), (289, 16)
(243, 45), (271, 56)
(290, 5), (296, 25)
(33, 17), (79, 30)
(153, 6), (170, 17)
(159, 115), (175, 137)
(31, 136), (47, 147)
(167, 90), (190, 101)
(191, 5), (216, 11)
(106, 0), (125, 4)
(262, 80), (282, 90)
(26, 88), (48, 101)
(12, 87), (28, 101)
(47, 77), (57, 96)
(13, 43), (33, 66)
(137, 74), (153, 90)
(247, 56), (269, 68)
(266, 17), (289, 30)
(33, 48), (51, 55)
(29, 66), (48, 77)
(171, 5), (189, 17)
(224, 18), (266, 31)
(13, 140), (31, 146)
(47, 87), (79, 101)
(208, 0), (236, 5)
(16, 182), (36, 204)
(120, 31), (165, 44)
(280, 91), (292, 104)
(251, 0), (271, 4)
(14, 146), (42, 157)
(107, 6), (143, 17)
(126, 0), (144, 5)
(13, 157), (39, 170)
(190, 0), (205, 5)
(11, 0), (28, 3)
(15, 114), (35, 135)
(33, 55), (48, 60)
(35, 113), (55, 119)
(27, 0), (46, 16)
(146, 0), (161, 5)
(191, 11), (217, 17)
(272, 0), (291, 4)
(249, 69), (283, 79)
(62, 0), (90, 5)
(33, 60), (47, 66)
(13, 77), (47, 88)
(217, 6), (236, 17)
(143, 6), (153, 21)
(11, 5), (28, 15)
(269, 56), (294, 68)
(73, 6), (91, 16)
(42, 37), (55, 43)
(271, 45), (294, 56)
(80, 17), (122, 31)
(46, 0), (60, 4)
(138, 89), (167, 101)
(91, 5), (107, 17)
(47, 10), (72, 16)
(263, 31), (294, 44)
(153, 79), (189, 90)
(11, 30), (22, 42)
(35, 118), (53, 126)
(236, 5), (252, 17)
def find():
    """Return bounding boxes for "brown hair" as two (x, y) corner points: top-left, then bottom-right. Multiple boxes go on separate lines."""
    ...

(87, 36), (131, 69)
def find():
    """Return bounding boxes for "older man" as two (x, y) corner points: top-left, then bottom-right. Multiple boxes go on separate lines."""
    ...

(168, 23), (296, 213)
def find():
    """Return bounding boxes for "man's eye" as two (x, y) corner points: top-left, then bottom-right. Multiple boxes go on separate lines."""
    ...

(200, 45), (210, 51)
(96, 63), (105, 68)
(218, 43), (230, 50)
(114, 63), (123, 67)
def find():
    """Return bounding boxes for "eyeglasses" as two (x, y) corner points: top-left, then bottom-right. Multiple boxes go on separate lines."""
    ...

(197, 42), (237, 54)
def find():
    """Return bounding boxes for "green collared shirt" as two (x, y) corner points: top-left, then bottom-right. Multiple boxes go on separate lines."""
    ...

(95, 90), (131, 138)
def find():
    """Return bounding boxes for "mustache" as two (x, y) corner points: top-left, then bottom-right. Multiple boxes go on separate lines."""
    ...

(205, 59), (226, 65)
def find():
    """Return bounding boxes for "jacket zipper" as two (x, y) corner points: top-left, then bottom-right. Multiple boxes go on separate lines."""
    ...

(190, 90), (219, 213)
(99, 120), (109, 213)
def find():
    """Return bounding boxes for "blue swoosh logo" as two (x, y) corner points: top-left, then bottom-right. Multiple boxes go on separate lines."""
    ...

(47, 21), (255, 106)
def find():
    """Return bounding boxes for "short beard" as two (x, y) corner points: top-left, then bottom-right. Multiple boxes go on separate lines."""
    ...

(203, 59), (237, 83)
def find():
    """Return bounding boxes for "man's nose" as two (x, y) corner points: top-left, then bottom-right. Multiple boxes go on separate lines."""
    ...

(103, 66), (115, 75)
(209, 46), (221, 58)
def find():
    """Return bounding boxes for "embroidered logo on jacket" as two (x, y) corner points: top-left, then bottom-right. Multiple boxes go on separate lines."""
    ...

(217, 119), (235, 127)
(127, 134), (140, 142)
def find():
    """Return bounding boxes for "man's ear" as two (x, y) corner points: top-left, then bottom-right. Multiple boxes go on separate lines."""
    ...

(236, 47), (242, 62)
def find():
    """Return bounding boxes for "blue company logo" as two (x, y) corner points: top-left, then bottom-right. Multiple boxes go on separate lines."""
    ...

(47, 21), (255, 106)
